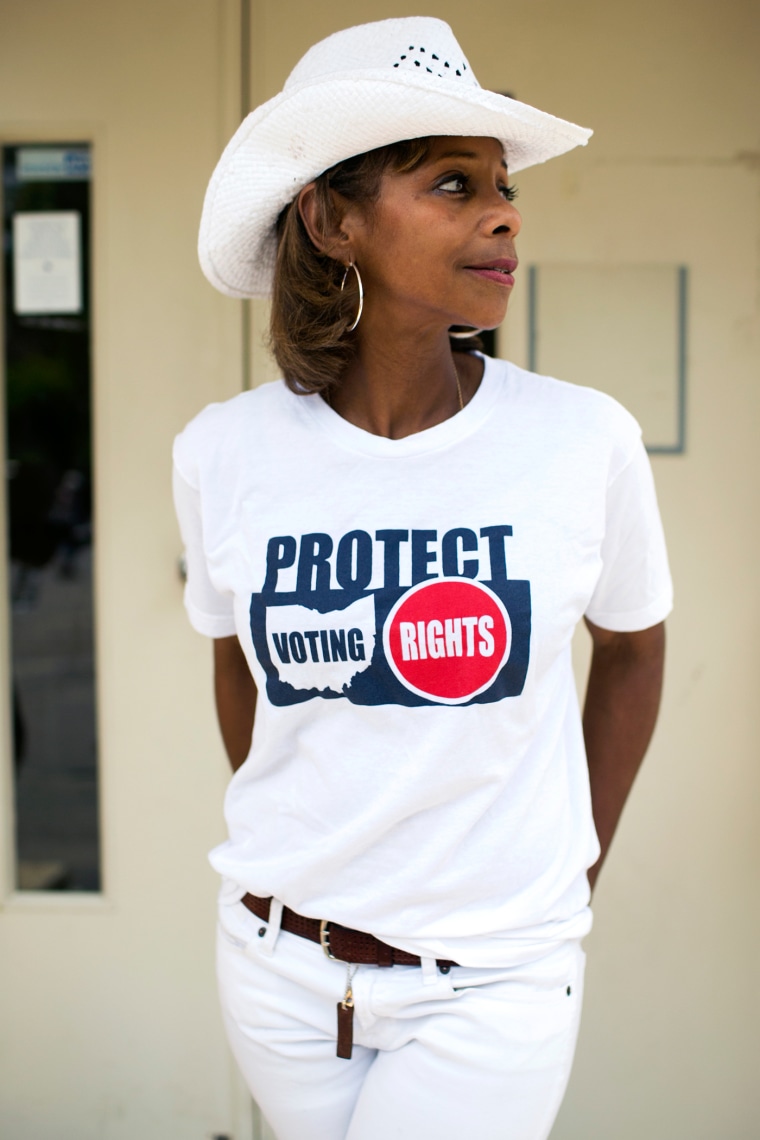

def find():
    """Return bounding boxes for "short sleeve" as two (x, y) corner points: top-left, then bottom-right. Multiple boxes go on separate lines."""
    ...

(585, 438), (673, 632)
(172, 458), (237, 639)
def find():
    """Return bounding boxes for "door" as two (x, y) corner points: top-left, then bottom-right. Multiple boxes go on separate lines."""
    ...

(0, 2), (260, 1136)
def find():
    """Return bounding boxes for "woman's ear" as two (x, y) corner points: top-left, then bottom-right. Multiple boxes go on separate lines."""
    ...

(297, 182), (358, 261)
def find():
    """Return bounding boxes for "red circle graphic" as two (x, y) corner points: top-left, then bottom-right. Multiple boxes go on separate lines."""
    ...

(383, 579), (511, 704)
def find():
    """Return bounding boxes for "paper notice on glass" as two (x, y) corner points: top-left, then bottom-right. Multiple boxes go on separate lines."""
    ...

(13, 212), (82, 314)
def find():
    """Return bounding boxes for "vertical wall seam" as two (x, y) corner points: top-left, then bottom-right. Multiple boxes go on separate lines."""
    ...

(527, 264), (537, 374)
(648, 264), (688, 456)
(677, 264), (688, 454)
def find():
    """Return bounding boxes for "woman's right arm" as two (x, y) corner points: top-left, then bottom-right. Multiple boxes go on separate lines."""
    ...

(213, 636), (257, 772)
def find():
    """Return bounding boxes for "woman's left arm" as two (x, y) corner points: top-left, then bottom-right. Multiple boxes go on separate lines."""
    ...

(583, 618), (666, 892)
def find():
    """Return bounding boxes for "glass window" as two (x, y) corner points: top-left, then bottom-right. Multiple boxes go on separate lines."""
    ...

(2, 143), (99, 891)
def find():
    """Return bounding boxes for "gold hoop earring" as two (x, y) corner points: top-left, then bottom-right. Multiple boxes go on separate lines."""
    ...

(449, 326), (484, 339)
(340, 261), (364, 332)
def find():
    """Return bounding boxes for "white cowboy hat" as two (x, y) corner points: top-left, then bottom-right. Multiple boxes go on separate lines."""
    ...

(199, 16), (592, 299)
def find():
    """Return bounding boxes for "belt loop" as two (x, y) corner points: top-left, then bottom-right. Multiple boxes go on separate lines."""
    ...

(259, 898), (284, 957)
(421, 956), (438, 985)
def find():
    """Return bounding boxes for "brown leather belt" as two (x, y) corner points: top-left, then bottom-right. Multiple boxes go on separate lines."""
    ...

(241, 893), (457, 972)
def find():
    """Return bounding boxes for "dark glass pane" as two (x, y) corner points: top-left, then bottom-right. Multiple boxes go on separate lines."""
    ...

(3, 144), (99, 891)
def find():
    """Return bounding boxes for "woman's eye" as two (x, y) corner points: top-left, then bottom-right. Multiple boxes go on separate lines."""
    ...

(438, 175), (466, 193)
(500, 184), (519, 202)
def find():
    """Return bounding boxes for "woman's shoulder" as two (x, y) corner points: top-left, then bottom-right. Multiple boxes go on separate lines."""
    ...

(483, 356), (644, 481)
(490, 355), (636, 422)
(173, 380), (292, 485)
(177, 378), (287, 440)
(488, 356), (641, 450)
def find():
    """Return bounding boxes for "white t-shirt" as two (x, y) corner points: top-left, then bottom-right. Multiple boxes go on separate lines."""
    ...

(173, 355), (672, 967)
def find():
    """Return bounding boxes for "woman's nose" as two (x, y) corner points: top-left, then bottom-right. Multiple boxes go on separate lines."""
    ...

(491, 199), (522, 237)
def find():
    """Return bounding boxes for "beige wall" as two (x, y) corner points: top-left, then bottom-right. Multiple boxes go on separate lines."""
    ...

(0, 0), (758, 1136)
(250, 2), (760, 1136)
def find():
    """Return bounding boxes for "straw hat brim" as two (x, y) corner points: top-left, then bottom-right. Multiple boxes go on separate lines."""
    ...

(199, 69), (592, 299)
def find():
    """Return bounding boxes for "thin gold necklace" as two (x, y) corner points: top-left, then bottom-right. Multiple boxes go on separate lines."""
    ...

(455, 366), (464, 411)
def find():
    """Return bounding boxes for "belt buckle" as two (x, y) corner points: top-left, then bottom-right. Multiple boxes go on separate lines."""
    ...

(319, 919), (337, 960)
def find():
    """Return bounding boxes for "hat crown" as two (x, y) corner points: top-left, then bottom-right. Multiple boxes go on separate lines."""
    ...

(284, 17), (479, 91)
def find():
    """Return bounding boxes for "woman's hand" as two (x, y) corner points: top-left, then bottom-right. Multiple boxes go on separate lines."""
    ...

(582, 618), (666, 893)
(213, 636), (257, 772)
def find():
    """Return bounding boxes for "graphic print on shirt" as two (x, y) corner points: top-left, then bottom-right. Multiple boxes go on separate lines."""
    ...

(249, 525), (531, 707)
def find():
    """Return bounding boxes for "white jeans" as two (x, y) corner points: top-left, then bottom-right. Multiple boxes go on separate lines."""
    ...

(217, 896), (585, 1140)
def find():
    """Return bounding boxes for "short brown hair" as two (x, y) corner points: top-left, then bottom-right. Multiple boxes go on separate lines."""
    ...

(269, 137), (480, 396)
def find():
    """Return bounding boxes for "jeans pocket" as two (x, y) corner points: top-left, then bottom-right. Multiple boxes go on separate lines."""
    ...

(218, 894), (263, 949)
(451, 941), (584, 1004)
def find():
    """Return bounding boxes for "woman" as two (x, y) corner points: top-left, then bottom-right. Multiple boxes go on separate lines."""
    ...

(173, 16), (671, 1140)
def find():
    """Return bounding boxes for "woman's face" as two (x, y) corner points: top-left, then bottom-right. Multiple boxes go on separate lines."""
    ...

(345, 136), (521, 336)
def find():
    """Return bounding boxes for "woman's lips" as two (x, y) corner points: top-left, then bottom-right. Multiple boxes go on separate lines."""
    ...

(465, 258), (518, 287)
(466, 267), (515, 286)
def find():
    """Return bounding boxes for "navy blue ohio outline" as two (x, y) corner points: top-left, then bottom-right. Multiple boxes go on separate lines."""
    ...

(249, 527), (531, 708)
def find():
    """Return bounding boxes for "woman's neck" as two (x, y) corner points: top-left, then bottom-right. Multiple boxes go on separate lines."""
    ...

(328, 329), (484, 440)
